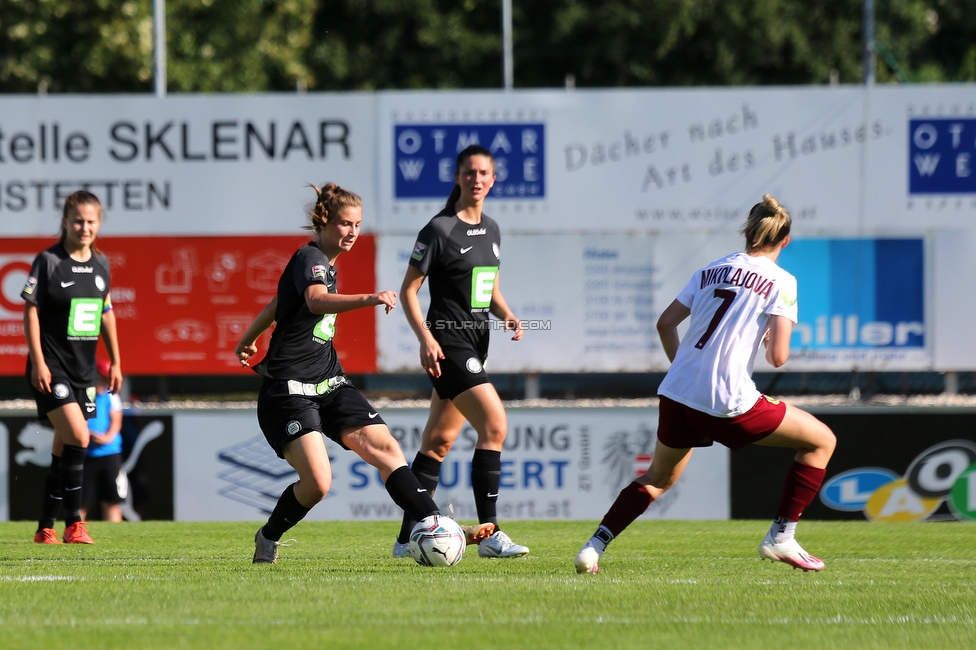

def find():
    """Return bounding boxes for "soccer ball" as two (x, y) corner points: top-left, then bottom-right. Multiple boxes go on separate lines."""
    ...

(409, 515), (465, 567)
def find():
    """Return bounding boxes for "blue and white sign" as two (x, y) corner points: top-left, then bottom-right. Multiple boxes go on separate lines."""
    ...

(820, 468), (898, 511)
(909, 118), (976, 194)
(394, 123), (545, 199)
(778, 238), (928, 369)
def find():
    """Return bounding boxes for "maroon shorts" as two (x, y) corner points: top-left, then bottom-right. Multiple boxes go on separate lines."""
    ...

(657, 394), (786, 451)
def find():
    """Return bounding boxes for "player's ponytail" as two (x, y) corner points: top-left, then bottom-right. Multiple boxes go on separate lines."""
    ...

(741, 194), (791, 253)
(444, 144), (495, 212)
(60, 190), (103, 254)
(307, 182), (362, 231)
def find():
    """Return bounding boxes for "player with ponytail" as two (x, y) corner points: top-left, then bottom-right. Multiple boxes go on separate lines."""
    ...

(234, 183), (443, 564)
(575, 195), (836, 574)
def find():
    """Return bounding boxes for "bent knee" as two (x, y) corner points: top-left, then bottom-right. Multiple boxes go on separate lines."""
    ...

(819, 426), (837, 456)
(480, 419), (508, 446)
(299, 476), (331, 503)
(643, 469), (678, 492)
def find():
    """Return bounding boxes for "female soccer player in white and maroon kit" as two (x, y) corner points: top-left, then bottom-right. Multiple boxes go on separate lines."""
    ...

(575, 194), (836, 574)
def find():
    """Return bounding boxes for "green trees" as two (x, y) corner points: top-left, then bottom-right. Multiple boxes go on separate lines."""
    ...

(1, 0), (973, 93)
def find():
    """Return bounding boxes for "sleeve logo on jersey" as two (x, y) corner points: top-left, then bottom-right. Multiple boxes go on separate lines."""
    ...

(67, 297), (103, 338)
(471, 266), (498, 309)
(22, 276), (37, 296)
(492, 243), (500, 260)
(411, 241), (428, 261)
(311, 265), (327, 280)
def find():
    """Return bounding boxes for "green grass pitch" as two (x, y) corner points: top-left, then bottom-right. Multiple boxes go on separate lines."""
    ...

(1, 520), (974, 649)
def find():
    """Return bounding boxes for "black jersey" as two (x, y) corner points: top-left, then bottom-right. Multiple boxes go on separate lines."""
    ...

(254, 242), (344, 384)
(21, 243), (112, 387)
(409, 209), (501, 352)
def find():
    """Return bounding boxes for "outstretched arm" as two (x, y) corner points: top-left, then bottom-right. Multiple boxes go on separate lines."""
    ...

(304, 285), (396, 315)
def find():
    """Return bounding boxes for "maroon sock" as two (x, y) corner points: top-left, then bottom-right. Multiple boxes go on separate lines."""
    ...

(599, 481), (654, 538)
(776, 461), (827, 521)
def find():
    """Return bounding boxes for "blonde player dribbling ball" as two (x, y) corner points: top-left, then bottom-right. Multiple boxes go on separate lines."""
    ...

(575, 194), (836, 575)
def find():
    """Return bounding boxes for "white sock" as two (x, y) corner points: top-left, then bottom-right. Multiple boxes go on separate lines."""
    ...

(589, 525), (614, 554)
(770, 516), (796, 543)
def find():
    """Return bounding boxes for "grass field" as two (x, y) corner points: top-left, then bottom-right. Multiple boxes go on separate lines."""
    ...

(1, 520), (974, 649)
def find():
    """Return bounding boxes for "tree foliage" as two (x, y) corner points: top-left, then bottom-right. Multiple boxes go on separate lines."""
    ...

(1, 0), (974, 93)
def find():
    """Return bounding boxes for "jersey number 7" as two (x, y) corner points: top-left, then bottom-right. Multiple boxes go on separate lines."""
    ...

(694, 288), (736, 350)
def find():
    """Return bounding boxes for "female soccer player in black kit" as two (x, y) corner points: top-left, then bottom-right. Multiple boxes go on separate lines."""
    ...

(393, 145), (529, 559)
(24, 190), (123, 545)
(235, 183), (448, 564)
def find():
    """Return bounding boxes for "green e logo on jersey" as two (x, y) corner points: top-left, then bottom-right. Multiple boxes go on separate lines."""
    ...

(471, 266), (498, 308)
(67, 298), (103, 337)
(313, 313), (337, 341)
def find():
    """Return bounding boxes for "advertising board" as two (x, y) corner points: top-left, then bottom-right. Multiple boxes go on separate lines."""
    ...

(0, 235), (377, 375)
(172, 408), (729, 522)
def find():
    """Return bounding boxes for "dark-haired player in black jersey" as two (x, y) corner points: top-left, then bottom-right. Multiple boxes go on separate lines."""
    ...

(234, 183), (447, 564)
(393, 145), (529, 559)
(23, 190), (123, 545)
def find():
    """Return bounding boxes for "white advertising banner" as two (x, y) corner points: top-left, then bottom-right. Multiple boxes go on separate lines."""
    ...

(377, 86), (976, 235)
(172, 408), (729, 522)
(0, 94), (375, 235)
(3, 86), (972, 369)
(377, 231), (738, 372)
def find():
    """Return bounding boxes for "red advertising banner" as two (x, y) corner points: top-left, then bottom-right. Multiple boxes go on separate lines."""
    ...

(0, 235), (377, 376)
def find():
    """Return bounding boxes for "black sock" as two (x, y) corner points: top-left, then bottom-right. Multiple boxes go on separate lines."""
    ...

(37, 454), (62, 531)
(397, 453), (442, 543)
(471, 449), (501, 528)
(60, 445), (86, 526)
(262, 483), (311, 542)
(386, 466), (439, 530)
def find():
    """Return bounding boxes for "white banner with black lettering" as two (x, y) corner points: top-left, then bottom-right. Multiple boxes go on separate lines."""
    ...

(172, 408), (729, 522)
(376, 86), (976, 235)
(0, 94), (374, 235)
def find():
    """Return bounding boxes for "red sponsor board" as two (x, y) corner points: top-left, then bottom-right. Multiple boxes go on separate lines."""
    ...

(0, 235), (377, 376)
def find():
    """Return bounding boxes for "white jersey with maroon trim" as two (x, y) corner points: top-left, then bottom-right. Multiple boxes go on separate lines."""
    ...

(657, 251), (798, 417)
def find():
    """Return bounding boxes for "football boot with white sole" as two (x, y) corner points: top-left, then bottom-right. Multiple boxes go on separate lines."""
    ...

(758, 533), (825, 572)
(478, 530), (529, 558)
(574, 542), (601, 574)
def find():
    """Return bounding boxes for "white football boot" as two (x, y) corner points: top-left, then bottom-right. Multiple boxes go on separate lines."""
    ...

(574, 542), (601, 574)
(758, 533), (825, 572)
(478, 530), (529, 558)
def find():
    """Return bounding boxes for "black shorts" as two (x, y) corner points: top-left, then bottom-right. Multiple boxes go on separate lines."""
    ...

(29, 376), (96, 421)
(257, 377), (387, 459)
(429, 345), (490, 400)
(82, 453), (124, 505)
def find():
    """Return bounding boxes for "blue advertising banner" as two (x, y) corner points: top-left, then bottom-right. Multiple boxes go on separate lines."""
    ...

(778, 238), (927, 368)
(393, 123), (545, 200)
(909, 118), (976, 194)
